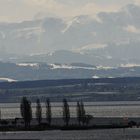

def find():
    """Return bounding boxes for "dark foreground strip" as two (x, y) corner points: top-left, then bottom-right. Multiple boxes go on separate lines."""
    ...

(0, 139), (40, 140)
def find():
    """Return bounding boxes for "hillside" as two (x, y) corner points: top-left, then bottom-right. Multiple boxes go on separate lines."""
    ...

(0, 62), (140, 81)
(0, 77), (140, 102)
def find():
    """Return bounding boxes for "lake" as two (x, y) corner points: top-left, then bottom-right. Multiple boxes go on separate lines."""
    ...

(0, 101), (140, 119)
(0, 101), (140, 140)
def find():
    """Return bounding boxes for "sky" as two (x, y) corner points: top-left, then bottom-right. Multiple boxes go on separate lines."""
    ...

(0, 0), (139, 22)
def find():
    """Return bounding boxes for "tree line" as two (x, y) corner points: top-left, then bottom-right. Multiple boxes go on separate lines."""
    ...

(20, 97), (93, 128)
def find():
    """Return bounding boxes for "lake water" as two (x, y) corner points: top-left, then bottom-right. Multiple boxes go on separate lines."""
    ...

(0, 101), (140, 140)
(0, 129), (140, 140)
(0, 101), (140, 119)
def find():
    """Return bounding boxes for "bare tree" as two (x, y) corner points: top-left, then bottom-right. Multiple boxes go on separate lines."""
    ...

(36, 98), (42, 125)
(20, 97), (32, 128)
(63, 99), (70, 126)
(45, 98), (52, 126)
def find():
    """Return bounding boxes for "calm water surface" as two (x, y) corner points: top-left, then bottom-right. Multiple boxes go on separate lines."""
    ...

(0, 101), (140, 119)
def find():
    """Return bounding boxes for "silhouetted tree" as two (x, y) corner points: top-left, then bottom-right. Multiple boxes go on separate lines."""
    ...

(45, 98), (52, 126)
(78, 101), (93, 126)
(80, 101), (86, 125)
(76, 101), (81, 126)
(0, 109), (1, 120)
(20, 97), (32, 128)
(63, 99), (70, 126)
(36, 98), (42, 125)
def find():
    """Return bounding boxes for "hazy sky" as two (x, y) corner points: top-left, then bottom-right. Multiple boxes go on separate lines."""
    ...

(0, 0), (139, 22)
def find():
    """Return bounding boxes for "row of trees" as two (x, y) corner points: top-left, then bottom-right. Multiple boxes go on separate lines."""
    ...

(35, 98), (52, 127)
(20, 97), (92, 128)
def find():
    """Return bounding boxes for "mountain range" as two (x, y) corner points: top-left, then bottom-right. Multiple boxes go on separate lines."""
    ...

(0, 4), (140, 67)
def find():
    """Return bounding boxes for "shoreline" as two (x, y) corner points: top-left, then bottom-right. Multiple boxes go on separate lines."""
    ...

(0, 117), (139, 131)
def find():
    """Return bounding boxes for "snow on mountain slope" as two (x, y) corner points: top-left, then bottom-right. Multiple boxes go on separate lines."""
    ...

(49, 63), (96, 70)
(1, 61), (140, 81)
(0, 78), (17, 82)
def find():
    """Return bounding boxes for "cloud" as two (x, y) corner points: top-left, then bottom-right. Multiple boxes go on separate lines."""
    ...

(134, 0), (140, 5)
(27, 0), (130, 18)
(0, 0), (40, 22)
(0, 0), (136, 22)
